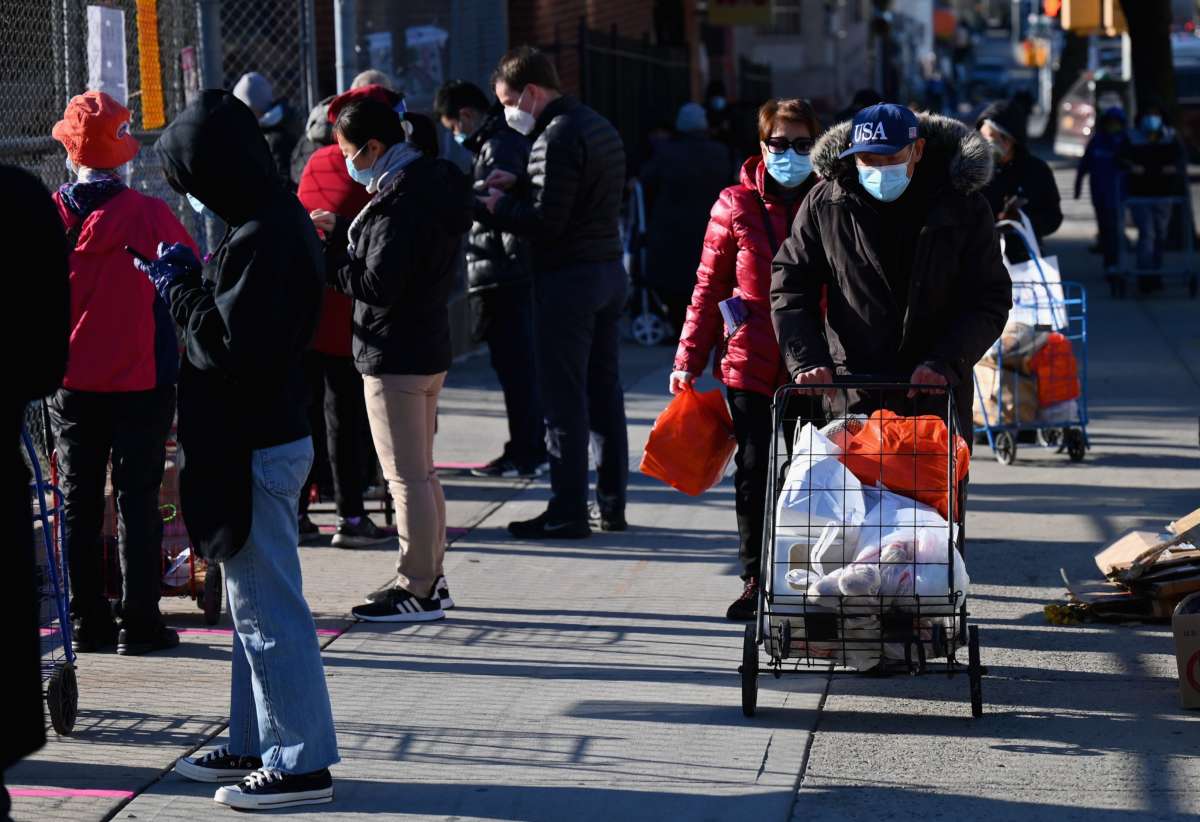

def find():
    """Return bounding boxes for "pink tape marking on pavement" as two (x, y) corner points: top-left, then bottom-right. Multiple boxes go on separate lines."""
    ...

(11, 788), (135, 799)
(177, 627), (345, 637)
(435, 460), (486, 470)
(447, 527), (469, 538)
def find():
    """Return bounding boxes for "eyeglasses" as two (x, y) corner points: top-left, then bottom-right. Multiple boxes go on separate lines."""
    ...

(763, 136), (815, 155)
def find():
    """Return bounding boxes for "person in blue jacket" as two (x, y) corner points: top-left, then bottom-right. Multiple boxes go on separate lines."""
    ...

(1074, 106), (1128, 270)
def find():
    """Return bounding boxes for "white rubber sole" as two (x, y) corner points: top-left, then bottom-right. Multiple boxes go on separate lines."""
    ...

(174, 757), (253, 784)
(213, 785), (333, 809)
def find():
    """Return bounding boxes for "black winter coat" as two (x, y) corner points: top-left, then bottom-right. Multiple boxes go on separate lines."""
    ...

(327, 154), (473, 376)
(465, 109), (530, 292)
(261, 101), (303, 190)
(770, 113), (1012, 437)
(979, 145), (1062, 261)
(640, 132), (734, 295)
(490, 96), (625, 273)
(157, 90), (324, 561)
(3, 165), (69, 773)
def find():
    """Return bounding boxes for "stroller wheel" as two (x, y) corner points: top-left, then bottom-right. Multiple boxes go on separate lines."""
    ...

(631, 312), (668, 347)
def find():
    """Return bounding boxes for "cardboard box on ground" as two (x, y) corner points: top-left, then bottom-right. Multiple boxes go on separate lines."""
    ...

(1057, 507), (1200, 621)
(1175, 592), (1200, 710)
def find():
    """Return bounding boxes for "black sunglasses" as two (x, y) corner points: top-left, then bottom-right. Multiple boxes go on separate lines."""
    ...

(763, 136), (815, 155)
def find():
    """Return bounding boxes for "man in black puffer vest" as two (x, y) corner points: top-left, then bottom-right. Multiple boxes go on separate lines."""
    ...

(480, 47), (629, 538)
(435, 80), (546, 479)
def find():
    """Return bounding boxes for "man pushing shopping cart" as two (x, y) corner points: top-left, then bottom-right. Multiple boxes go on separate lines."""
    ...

(770, 103), (1011, 441)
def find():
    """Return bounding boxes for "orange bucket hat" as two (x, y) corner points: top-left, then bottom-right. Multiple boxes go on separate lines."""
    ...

(53, 91), (140, 169)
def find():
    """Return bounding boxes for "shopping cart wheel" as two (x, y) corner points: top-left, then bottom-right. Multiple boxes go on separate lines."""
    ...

(992, 431), (1016, 465)
(1035, 428), (1062, 449)
(967, 625), (983, 718)
(631, 312), (668, 347)
(47, 662), (78, 736)
(740, 625), (758, 717)
(1064, 428), (1086, 462)
(202, 564), (223, 626)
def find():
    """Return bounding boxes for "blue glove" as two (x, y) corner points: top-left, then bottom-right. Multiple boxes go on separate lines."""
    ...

(134, 242), (202, 306)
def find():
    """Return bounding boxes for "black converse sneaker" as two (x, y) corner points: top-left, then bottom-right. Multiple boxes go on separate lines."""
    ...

(174, 746), (263, 783)
(435, 575), (454, 609)
(351, 586), (445, 622)
(213, 766), (333, 809)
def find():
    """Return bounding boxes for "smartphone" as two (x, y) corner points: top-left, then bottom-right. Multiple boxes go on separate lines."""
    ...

(124, 245), (152, 265)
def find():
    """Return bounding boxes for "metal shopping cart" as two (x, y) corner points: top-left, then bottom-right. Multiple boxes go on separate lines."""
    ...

(1109, 194), (1198, 299)
(740, 381), (984, 718)
(24, 425), (78, 736)
(973, 218), (1090, 465)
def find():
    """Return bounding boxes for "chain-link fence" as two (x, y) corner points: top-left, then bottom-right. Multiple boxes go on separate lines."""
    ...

(216, 0), (316, 113)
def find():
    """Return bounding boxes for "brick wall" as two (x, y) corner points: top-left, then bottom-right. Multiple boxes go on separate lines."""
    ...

(507, 0), (655, 93)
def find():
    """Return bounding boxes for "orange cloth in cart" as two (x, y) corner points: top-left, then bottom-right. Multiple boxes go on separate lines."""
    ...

(1028, 333), (1080, 407)
(840, 410), (970, 520)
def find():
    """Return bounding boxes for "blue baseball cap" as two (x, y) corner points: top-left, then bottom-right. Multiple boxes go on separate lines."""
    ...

(838, 103), (920, 159)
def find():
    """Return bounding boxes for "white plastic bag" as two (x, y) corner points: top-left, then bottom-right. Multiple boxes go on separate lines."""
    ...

(785, 568), (820, 591)
(857, 486), (950, 555)
(777, 422), (866, 551)
(852, 526), (970, 607)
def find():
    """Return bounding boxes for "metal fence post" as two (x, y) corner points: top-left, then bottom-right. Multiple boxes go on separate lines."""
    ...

(195, 0), (222, 90)
(334, 0), (356, 93)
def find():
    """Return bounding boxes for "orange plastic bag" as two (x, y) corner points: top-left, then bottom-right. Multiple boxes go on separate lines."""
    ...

(640, 387), (736, 496)
(839, 410), (969, 520)
(1028, 332), (1080, 407)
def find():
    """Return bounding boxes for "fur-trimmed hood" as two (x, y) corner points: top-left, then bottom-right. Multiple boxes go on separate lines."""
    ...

(812, 112), (993, 196)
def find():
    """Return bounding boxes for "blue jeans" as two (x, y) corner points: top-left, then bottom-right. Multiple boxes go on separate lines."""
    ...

(1133, 201), (1173, 269)
(224, 437), (339, 773)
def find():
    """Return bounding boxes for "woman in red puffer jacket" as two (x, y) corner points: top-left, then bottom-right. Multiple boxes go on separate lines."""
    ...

(669, 98), (823, 621)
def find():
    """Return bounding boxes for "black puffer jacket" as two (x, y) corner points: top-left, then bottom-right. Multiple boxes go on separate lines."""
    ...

(157, 90), (324, 561)
(327, 153), (473, 376)
(490, 95), (625, 272)
(770, 113), (1011, 436)
(465, 108), (530, 292)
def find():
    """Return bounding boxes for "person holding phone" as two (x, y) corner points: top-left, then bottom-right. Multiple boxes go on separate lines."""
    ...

(670, 98), (823, 621)
(48, 91), (197, 656)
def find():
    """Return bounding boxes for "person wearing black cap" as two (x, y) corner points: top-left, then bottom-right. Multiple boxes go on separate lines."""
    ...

(770, 103), (1012, 440)
(975, 99), (1062, 262)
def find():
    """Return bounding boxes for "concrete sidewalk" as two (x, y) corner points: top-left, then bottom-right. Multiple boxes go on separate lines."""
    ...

(9, 164), (1199, 822)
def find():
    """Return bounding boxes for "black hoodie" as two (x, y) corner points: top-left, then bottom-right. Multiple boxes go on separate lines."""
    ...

(156, 90), (323, 561)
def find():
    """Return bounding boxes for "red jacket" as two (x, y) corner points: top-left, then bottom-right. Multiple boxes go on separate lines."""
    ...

(54, 187), (196, 393)
(674, 156), (811, 396)
(296, 143), (373, 357)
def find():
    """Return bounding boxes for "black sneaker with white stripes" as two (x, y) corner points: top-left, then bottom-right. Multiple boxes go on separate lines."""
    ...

(213, 766), (333, 809)
(174, 746), (263, 783)
(351, 586), (445, 622)
(435, 575), (454, 609)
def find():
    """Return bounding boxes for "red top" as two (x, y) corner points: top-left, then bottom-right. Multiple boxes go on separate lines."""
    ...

(54, 187), (196, 392)
(674, 155), (807, 397)
(296, 143), (373, 357)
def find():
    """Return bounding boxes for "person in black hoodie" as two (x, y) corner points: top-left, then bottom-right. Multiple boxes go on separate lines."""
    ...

(771, 103), (1011, 441)
(140, 90), (338, 811)
(1, 165), (69, 819)
(434, 79), (546, 479)
(310, 97), (473, 622)
(976, 98), (1062, 262)
(479, 46), (629, 539)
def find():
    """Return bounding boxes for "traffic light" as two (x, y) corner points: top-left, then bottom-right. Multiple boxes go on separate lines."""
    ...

(1060, 0), (1126, 34)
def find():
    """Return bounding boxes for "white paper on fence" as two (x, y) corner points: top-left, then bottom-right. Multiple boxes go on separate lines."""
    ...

(776, 423), (867, 532)
(1038, 398), (1079, 424)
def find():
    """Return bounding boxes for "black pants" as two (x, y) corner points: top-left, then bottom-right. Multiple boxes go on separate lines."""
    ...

(300, 352), (368, 518)
(472, 285), (546, 467)
(48, 386), (175, 629)
(726, 387), (815, 580)
(534, 261), (629, 521)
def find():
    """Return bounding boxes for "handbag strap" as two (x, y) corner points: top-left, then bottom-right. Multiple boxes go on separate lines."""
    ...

(754, 194), (780, 254)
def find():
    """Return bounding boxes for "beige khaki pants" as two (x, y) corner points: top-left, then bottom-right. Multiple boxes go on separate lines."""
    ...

(363, 372), (447, 598)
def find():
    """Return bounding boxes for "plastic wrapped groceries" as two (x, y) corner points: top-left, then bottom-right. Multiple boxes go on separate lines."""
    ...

(777, 423), (866, 530)
(785, 568), (820, 591)
(851, 525), (970, 609)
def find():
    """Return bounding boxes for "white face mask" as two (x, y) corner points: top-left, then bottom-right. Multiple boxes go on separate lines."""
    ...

(504, 88), (536, 136)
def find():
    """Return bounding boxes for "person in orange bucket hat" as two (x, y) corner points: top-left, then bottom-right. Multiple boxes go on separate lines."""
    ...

(48, 89), (199, 657)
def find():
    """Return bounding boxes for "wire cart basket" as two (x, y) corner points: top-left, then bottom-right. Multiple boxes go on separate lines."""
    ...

(25, 426), (79, 736)
(740, 381), (984, 718)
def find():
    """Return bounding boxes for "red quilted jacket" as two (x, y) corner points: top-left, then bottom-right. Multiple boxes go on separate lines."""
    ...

(674, 155), (813, 396)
